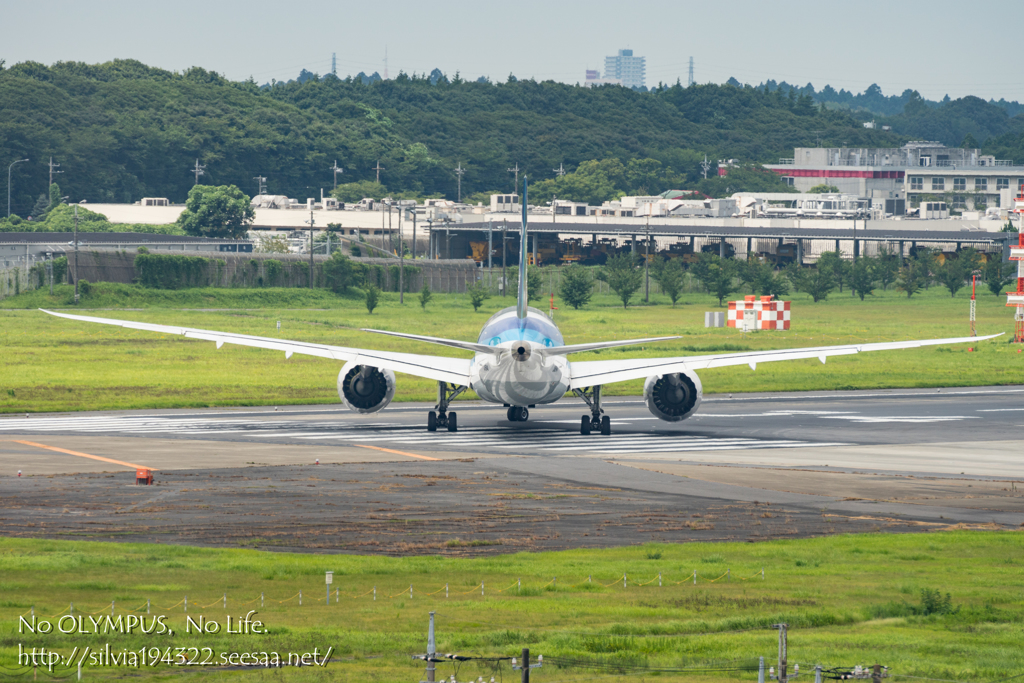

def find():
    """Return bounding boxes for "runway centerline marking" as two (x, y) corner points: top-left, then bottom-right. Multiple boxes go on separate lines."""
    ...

(354, 444), (440, 461)
(12, 440), (155, 470)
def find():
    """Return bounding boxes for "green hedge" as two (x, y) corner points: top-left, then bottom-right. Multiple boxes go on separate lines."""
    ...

(135, 253), (223, 289)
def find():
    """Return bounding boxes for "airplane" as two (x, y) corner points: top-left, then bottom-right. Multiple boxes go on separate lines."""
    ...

(42, 179), (999, 436)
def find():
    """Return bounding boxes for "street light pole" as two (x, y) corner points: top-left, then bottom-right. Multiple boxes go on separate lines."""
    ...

(8, 158), (29, 217)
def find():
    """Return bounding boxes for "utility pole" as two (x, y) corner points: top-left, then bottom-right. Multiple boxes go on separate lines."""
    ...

(253, 176), (267, 197)
(553, 163), (566, 178)
(73, 203), (80, 304)
(192, 159), (206, 185)
(454, 162), (465, 203)
(372, 160), (385, 184)
(508, 163), (520, 192)
(852, 218), (857, 297)
(329, 160), (343, 189)
(8, 158), (29, 217)
(644, 208), (651, 302)
(773, 623), (788, 683)
(48, 157), (63, 187)
(305, 209), (315, 289)
(502, 219), (508, 296)
(552, 194), (557, 224)
(425, 612), (436, 683)
(701, 154), (712, 180)
(397, 204), (404, 303)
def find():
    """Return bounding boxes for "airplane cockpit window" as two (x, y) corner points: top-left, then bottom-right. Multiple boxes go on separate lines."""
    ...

(478, 309), (564, 348)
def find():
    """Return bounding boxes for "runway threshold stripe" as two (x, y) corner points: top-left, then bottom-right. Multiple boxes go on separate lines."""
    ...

(12, 440), (155, 470)
(354, 444), (440, 461)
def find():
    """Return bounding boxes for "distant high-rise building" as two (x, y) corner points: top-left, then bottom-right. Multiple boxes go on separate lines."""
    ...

(604, 49), (645, 89)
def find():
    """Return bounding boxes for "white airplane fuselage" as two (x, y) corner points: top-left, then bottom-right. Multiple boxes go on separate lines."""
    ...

(468, 306), (571, 407)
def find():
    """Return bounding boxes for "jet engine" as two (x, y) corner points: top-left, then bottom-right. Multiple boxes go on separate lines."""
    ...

(643, 370), (702, 422)
(337, 362), (396, 414)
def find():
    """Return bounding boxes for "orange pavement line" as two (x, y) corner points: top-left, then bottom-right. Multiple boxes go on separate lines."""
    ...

(355, 444), (440, 461)
(13, 440), (156, 471)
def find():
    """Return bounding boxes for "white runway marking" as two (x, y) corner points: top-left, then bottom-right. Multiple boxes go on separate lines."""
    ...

(0, 415), (845, 454)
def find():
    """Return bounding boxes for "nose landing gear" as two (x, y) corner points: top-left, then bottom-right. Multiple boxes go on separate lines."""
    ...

(428, 381), (466, 432)
(573, 385), (610, 435)
(506, 406), (529, 422)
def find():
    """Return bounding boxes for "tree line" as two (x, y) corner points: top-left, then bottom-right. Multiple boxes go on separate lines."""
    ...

(7, 58), (1012, 218)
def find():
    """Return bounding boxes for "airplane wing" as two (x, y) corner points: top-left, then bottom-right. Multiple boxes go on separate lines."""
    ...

(541, 336), (682, 356)
(360, 328), (498, 355)
(40, 309), (471, 385)
(568, 333), (1003, 389)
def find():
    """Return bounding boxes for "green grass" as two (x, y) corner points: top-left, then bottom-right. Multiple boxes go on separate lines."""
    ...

(1, 533), (1021, 682)
(1, 282), (1021, 413)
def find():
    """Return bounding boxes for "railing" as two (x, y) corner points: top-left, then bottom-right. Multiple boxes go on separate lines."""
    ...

(777, 158), (794, 165)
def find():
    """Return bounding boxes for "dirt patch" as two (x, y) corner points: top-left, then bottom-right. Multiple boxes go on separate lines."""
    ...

(0, 461), (952, 555)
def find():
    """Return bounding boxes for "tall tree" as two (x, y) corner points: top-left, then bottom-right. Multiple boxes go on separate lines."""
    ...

(558, 264), (594, 309)
(598, 252), (643, 308)
(651, 258), (685, 306)
(850, 257), (875, 301)
(177, 185), (255, 239)
(692, 253), (737, 307)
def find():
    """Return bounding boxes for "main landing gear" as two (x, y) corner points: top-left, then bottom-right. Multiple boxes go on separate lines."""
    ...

(506, 406), (529, 422)
(427, 381), (466, 432)
(573, 385), (610, 435)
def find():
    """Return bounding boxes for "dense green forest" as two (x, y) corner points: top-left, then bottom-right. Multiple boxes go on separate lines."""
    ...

(2, 59), (1023, 216)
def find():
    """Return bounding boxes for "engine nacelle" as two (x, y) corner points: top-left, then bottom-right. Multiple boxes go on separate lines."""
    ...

(643, 370), (703, 422)
(337, 362), (396, 414)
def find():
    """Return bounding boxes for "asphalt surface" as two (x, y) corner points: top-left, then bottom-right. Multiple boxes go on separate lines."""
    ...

(2, 386), (1023, 553)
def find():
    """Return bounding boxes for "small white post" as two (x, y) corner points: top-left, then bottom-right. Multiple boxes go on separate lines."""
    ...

(409, 584), (413, 599)
(759, 656), (765, 683)
(693, 571), (697, 585)
(373, 586), (376, 601)
(815, 664), (823, 683)
(517, 578), (521, 593)
(184, 596), (187, 613)
(146, 600), (150, 615)
(261, 592), (264, 607)
(659, 573), (662, 587)
(588, 575), (592, 583)
(445, 583), (448, 598)
(481, 582), (484, 596)
(299, 590), (302, 606)
(623, 574), (627, 588)
(70, 602), (73, 615)
(762, 567), (765, 580)
(223, 593), (226, 609)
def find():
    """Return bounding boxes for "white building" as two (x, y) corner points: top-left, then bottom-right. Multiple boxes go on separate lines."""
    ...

(583, 69), (621, 88)
(604, 49), (645, 89)
(764, 142), (1024, 213)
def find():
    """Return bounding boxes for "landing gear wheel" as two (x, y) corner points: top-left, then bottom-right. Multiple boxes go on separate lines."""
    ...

(427, 411), (437, 432)
(447, 411), (458, 432)
(600, 415), (611, 436)
(507, 407), (516, 422)
(580, 415), (592, 435)
(519, 408), (529, 422)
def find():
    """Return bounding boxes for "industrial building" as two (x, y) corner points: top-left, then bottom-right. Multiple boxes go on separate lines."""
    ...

(762, 142), (1024, 212)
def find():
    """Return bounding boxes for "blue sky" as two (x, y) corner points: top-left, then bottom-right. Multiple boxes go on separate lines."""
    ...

(4, 0), (1023, 101)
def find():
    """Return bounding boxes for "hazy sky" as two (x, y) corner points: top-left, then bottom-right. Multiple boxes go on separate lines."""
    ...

(4, 0), (1023, 102)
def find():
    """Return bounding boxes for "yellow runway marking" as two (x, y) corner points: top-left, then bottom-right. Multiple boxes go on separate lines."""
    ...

(355, 444), (440, 461)
(12, 440), (156, 471)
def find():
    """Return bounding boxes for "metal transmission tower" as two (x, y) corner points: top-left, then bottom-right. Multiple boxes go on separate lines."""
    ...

(372, 160), (385, 184)
(48, 157), (63, 187)
(553, 163), (566, 178)
(331, 52), (337, 76)
(687, 57), (694, 86)
(253, 176), (267, 196)
(454, 163), (465, 203)
(507, 163), (520, 191)
(701, 154), (712, 179)
(192, 159), (206, 185)
(329, 160), (343, 189)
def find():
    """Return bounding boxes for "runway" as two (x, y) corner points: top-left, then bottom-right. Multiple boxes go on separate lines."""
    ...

(1, 386), (1023, 552)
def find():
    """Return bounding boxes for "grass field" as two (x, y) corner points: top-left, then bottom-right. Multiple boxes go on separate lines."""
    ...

(0, 533), (1020, 682)
(1, 282), (1021, 413)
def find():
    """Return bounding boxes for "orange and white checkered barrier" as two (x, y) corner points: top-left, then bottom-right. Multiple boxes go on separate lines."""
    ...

(727, 296), (791, 331)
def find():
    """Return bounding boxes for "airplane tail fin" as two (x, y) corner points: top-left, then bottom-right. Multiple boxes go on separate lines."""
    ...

(517, 177), (529, 320)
